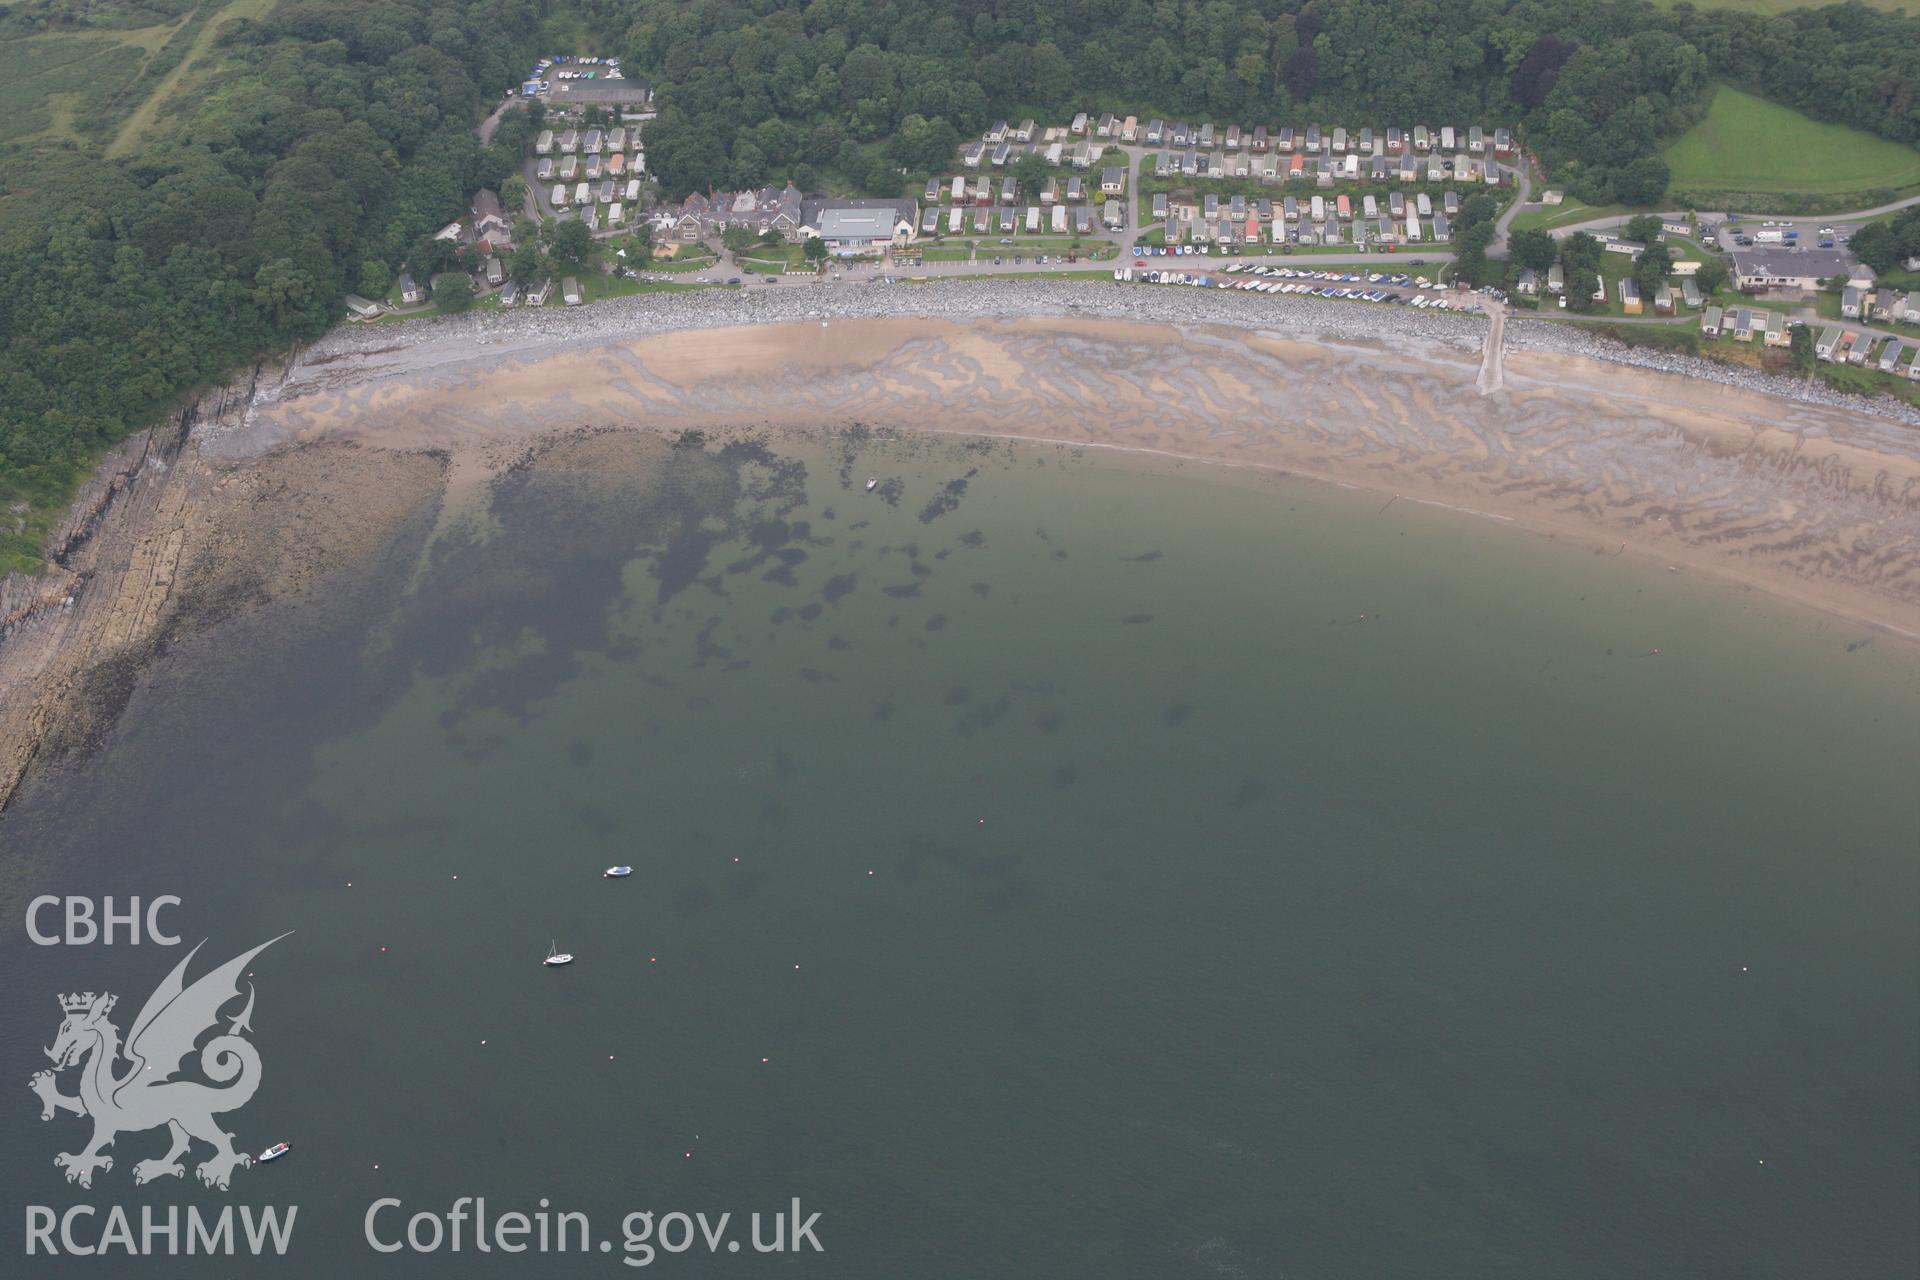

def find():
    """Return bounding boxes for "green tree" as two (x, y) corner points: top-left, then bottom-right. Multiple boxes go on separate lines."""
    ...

(1849, 222), (1899, 273)
(890, 114), (961, 172)
(436, 273), (474, 313)
(1615, 156), (1670, 206)
(1694, 258), (1728, 295)
(548, 219), (592, 268)
(1565, 267), (1601, 313)
(627, 223), (656, 269)
(1457, 193), (1498, 230)
(509, 241), (545, 283)
(1788, 323), (1815, 373)
(1561, 232), (1603, 273)
(1634, 242), (1673, 295)
(253, 259), (319, 334)
(1509, 228), (1558, 273)
(1453, 220), (1497, 285)
(803, 236), (829, 263)
(1624, 214), (1664, 245)
(1012, 153), (1050, 200)
(358, 260), (392, 298)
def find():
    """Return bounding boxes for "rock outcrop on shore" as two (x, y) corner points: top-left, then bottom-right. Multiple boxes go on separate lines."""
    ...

(0, 372), (446, 811)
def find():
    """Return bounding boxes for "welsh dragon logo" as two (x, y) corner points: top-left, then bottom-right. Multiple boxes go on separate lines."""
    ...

(29, 934), (290, 1190)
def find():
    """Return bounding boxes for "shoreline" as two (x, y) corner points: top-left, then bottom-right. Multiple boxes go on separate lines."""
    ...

(4, 285), (1919, 811)
(248, 279), (1920, 437)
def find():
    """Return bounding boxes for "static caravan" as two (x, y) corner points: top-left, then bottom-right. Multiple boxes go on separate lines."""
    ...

(1051, 204), (1067, 234)
(551, 183), (568, 207)
(1026, 206), (1041, 233)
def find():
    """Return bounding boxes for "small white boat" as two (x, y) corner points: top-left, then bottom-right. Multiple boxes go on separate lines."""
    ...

(543, 940), (574, 967)
(257, 1142), (290, 1163)
(865, 478), (878, 491)
(604, 866), (632, 878)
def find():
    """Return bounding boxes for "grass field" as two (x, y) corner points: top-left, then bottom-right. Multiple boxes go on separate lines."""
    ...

(1663, 86), (1920, 197)
(0, 29), (156, 143)
(108, 0), (276, 158)
(1508, 199), (1642, 234)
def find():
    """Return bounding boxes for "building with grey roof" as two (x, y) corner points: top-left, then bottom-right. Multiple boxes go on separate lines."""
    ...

(1731, 248), (1854, 292)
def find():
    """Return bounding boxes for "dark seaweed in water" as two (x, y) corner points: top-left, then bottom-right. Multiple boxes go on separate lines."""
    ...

(919, 470), (978, 524)
(413, 431), (808, 731)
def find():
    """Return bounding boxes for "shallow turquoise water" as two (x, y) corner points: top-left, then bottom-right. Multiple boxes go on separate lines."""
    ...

(3, 430), (1916, 1277)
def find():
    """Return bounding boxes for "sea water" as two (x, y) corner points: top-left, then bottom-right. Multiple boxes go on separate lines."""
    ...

(2, 429), (1914, 1278)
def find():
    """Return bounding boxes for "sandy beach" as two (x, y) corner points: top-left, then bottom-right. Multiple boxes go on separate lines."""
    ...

(3, 288), (1918, 808)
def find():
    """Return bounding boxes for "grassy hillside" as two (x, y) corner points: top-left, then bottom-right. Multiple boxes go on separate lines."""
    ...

(0, 22), (173, 144)
(106, 0), (276, 157)
(1663, 86), (1920, 199)
(0, 0), (284, 153)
